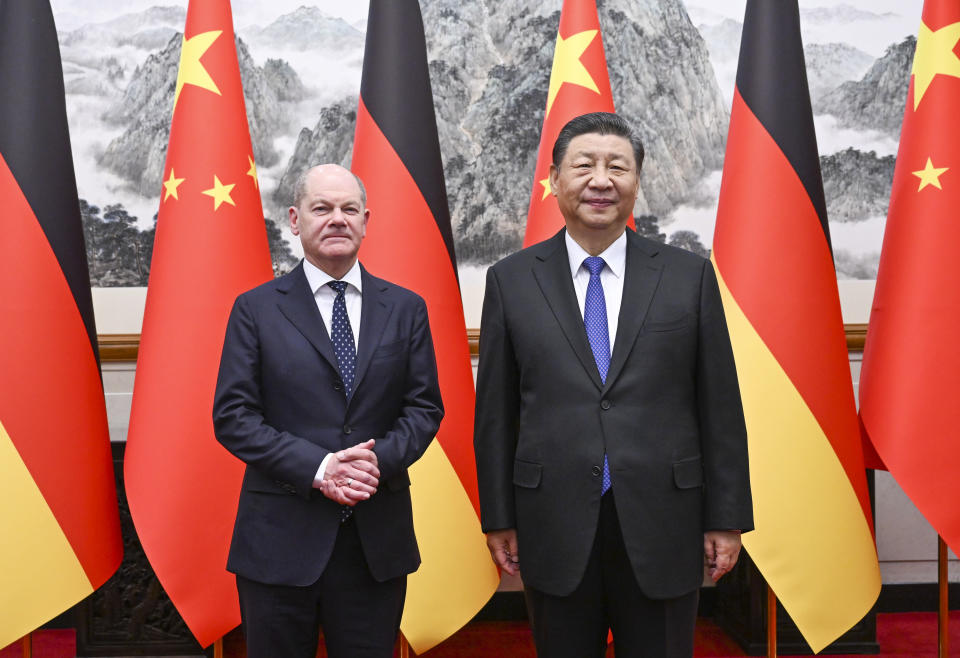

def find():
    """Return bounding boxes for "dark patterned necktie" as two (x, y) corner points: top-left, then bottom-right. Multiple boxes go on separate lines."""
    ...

(327, 280), (356, 397)
(328, 280), (357, 522)
(583, 256), (612, 495)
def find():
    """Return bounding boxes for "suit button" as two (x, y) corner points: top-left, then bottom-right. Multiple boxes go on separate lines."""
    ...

(334, 381), (343, 391)
(592, 465), (601, 476)
(343, 425), (352, 434)
(600, 399), (611, 410)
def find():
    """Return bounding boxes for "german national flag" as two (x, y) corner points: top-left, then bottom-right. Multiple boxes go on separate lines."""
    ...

(123, 0), (273, 646)
(0, 1), (122, 647)
(522, 0), (619, 247)
(860, 0), (960, 555)
(711, 1), (880, 651)
(351, 0), (498, 652)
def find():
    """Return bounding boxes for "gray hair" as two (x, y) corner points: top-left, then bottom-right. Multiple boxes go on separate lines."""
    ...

(292, 166), (368, 207)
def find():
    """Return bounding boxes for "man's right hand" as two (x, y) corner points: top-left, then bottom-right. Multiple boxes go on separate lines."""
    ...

(320, 439), (380, 506)
(486, 528), (520, 576)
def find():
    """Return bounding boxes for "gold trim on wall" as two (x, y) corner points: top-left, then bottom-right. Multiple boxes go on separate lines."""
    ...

(99, 325), (869, 362)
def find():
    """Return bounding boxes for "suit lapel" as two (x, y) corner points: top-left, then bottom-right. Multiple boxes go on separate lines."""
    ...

(276, 263), (339, 375)
(352, 266), (394, 397)
(604, 231), (663, 391)
(532, 231), (604, 390)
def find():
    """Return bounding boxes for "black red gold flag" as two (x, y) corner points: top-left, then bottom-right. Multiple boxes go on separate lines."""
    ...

(351, 0), (498, 652)
(711, 1), (880, 651)
(0, 0), (122, 647)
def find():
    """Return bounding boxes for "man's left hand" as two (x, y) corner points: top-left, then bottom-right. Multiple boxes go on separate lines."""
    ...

(704, 530), (742, 582)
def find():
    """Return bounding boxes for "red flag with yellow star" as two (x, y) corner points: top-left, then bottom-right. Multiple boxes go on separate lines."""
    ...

(522, 0), (620, 247)
(1, 1), (122, 647)
(859, 0), (960, 555)
(123, 0), (272, 646)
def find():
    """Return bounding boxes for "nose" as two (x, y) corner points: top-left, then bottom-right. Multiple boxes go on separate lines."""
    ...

(589, 166), (613, 188)
(329, 208), (347, 224)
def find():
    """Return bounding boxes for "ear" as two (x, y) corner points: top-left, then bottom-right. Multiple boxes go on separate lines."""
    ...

(288, 206), (300, 235)
(549, 163), (560, 197)
(361, 208), (370, 236)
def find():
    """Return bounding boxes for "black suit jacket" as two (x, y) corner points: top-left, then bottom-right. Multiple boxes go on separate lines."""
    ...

(213, 262), (443, 586)
(474, 229), (753, 599)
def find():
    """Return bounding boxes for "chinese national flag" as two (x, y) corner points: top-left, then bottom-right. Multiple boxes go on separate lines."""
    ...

(711, 1), (880, 651)
(0, 1), (122, 647)
(351, 0), (499, 653)
(859, 0), (960, 554)
(123, 0), (273, 646)
(522, 0), (620, 247)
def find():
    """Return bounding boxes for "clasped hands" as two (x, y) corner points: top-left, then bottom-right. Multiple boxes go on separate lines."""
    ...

(320, 438), (380, 506)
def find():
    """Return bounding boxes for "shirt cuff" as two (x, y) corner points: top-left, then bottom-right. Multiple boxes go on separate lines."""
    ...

(314, 454), (333, 489)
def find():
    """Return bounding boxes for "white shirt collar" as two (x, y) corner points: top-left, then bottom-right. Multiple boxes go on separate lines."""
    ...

(565, 229), (627, 279)
(302, 258), (363, 295)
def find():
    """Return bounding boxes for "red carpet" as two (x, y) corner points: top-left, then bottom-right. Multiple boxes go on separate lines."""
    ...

(2, 614), (957, 656)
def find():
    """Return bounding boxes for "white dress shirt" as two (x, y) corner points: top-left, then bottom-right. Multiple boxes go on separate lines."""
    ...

(302, 258), (363, 343)
(565, 230), (627, 349)
(302, 258), (363, 486)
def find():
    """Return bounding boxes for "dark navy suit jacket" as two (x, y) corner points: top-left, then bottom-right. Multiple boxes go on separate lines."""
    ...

(213, 261), (443, 586)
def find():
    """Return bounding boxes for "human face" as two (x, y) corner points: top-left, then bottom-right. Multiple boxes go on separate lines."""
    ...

(549, 133), (640, 250)
(289, 165), (369, 277)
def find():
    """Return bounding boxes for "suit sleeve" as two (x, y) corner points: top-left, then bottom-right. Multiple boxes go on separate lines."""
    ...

(213, 294), (330, 499)
(473, 266), (521, 532)
(371, 295), (444, 482)
(696, 260), (754, 532)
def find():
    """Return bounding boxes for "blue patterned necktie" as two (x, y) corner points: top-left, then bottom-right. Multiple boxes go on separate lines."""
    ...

(327, 280), (357, 398)
(328, 280), (357, 523)
(583, 256), (612, 495)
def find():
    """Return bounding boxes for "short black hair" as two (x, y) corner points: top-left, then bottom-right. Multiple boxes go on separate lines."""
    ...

(551, 112), (645, 170)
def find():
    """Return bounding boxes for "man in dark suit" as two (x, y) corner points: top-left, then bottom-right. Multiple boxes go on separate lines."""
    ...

(474, 113), (753, 657)
(213, 164), (443, 658)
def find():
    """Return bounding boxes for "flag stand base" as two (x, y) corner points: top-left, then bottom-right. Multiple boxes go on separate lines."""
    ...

(767, 585), (777, 658)
(939, 535), (949, 658)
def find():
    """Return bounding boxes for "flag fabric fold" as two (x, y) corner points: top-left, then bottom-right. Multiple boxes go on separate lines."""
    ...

(0, 1), (122, 648)
(123, 0), (273, 646)
(711, 1), (880, 652)
(522, 0), (619, 247)
(860, 0), (960, 555)
(351, 0), (499, 652)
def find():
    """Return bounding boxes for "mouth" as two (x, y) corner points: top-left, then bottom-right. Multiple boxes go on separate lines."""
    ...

(583, 198), (616, 208)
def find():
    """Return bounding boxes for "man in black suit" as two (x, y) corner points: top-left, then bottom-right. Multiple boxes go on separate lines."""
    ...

(474, 113), (753, 657)
(213, 164), (443, 658)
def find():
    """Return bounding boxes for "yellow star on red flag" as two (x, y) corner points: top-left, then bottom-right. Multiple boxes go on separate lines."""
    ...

(546, 29), (601, 115)
(911, 20), (960, 110)
(912, 157), (949, 191)
(163, 168), (185, 201)
(174, 30), (223, 111)
(202, 175), (236, 209)
(246, 155), (259, 189)
(539, 177), (552, 200)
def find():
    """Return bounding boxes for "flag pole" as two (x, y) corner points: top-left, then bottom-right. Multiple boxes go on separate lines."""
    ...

(213, 638), (223, 658)
(939, 535), (949, 658)
(399, 633), (411, 657)
(767, 584), (777, 658)
(21, 633), (31, 658)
